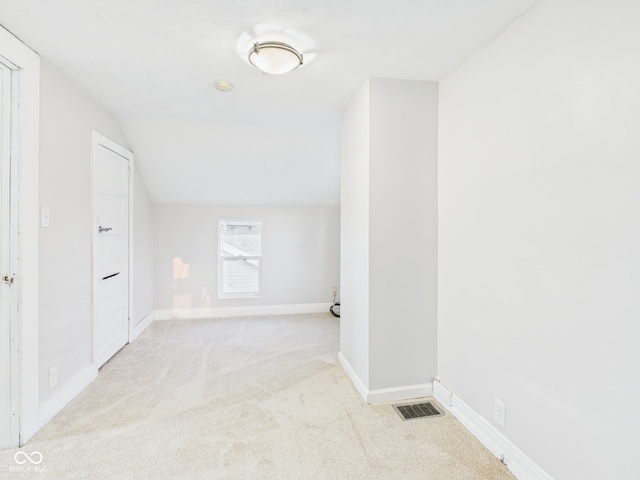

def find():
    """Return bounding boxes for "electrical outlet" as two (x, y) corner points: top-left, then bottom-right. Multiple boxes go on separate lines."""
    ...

(49, 366), (58, 390)
(331, 287), (337, 295)
(494, 397), (506, 428)
(170, 312), (178, 319)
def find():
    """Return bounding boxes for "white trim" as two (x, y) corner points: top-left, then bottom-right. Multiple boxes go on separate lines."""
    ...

(338, 352), (432, 404)
(367, 383), (433, 404)
(128, 156), (135, 342)
(91, 130), (134, 160)
(0, 55), (18, 450)
(0, 25), (40, 446)
(433, 378), (453, 406)
(338, 352), (368, 401)
(154, 303), (332, 320)
(8, 62), (21, 447)
(433, 380), (554, 480)
(38, 364), (98, 428)
(130, 312), (154, 341)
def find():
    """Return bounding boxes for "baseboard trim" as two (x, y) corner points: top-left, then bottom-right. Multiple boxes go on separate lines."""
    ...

(433, 379), (453, 406)
(130, 311), (154, 341)
(433, 380), (554, 480)
(39, 364), (98, 428)
(154, 303), (333, 320)
(338, 352), (433, 404)
(338, 352), (368, 402)
(367, 383), (433, 404)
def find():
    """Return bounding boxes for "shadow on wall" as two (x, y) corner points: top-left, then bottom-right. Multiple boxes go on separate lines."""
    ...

(172, 256), (211, 309)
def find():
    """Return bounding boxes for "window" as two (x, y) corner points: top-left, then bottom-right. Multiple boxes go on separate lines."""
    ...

(218, 220), (262, 298)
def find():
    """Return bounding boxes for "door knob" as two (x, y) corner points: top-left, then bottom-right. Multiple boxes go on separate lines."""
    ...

(98, 226), (112, 233)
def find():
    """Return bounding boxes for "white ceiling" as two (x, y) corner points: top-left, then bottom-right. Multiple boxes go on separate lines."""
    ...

(0, 0), (537, 205)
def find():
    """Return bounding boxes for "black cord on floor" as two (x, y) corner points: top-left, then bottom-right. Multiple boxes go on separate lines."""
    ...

(330, 291), (340, 318)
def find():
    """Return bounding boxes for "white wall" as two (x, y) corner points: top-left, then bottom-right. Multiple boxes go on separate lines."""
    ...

(38, 62), (154, 420)
(153, 204), (340, 313)
(438, 1), (640, 479)
(340, 79), (439, 400)
(38, 62), (131, 406)
(368, 79), (438, 391)
(133, 165), (154, 325)
(340, 80), (371, 392)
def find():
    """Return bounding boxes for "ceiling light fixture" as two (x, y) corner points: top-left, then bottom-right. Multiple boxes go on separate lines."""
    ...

(248, 41), (303, 75)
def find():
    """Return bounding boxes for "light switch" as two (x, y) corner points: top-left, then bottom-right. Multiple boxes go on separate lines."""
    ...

(41, 207), (50, 228)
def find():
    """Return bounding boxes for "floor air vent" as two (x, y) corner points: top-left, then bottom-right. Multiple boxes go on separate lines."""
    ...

(393, 401), (444, 421)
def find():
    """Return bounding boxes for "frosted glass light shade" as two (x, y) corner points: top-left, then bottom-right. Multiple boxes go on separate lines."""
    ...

(248, 41), (303, 75)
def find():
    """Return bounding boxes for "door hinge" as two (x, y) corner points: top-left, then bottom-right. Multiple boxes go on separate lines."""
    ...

(3, 275), (15, 285)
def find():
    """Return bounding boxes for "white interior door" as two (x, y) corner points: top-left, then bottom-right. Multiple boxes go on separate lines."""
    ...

(0, 57), (11, 450)
(0, 59), (18, 449)
(93, 135), (131, 368)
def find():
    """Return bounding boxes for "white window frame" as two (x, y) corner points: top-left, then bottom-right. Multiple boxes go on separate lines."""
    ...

(218, 219), (263, 299)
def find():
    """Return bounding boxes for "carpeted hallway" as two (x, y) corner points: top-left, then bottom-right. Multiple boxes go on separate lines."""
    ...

(1, 313), (515, 479)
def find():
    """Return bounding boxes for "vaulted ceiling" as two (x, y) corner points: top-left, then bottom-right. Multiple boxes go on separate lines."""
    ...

(0, 0), (537, 205)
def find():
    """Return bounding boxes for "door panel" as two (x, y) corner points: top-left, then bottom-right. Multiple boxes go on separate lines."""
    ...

(93, 140), (130, 368)
(97, 195), (125, 222)
(97, 308), (126, 351)
(0, 57), (20, 449)
(0, 58), (10, 450)
(97, 234), (125, 266)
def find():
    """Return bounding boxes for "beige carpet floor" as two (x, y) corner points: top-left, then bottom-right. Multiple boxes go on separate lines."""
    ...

(1, 313), (515, 479)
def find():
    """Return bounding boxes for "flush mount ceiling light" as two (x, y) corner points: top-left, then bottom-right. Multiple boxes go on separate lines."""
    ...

(248, 41), (303, 75)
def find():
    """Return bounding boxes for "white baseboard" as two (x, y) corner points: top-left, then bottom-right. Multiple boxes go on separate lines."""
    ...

(433, 379), (453, 406)
(36, 315), (152, 439)
(433, 380), (554, 480)
(130, 311), (154, 341)
(338, 352), (433, 404)
(154, 303), (333, 321)
(367, 383), (433, 404)
(338, 352), (368, 401)
(39, 364), (98, 427)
